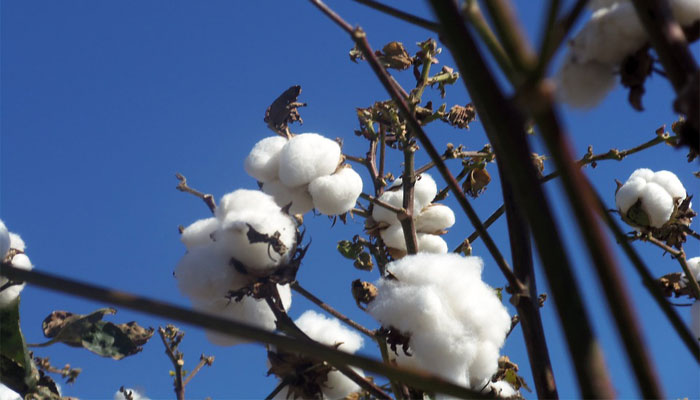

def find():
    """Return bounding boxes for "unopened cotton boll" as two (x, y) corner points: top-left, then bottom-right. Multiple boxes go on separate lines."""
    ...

(216, 190), (281, 221)
(262, 180), (314, 215)
(615, 169), (687, 228)
(415, 204), (456, 233)
(308, 167), (363, 215)
(215, 209), (297, 273)
(367, 253), (510, 388)
(278, 133), (341, 188)
(244, 136), (288, 183)
(180, 217), (219, 250)
(195, 284), (292, 346)
(0, 220), (9, 259)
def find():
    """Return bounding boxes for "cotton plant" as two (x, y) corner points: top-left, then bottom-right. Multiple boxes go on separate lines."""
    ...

(175, 189), (298, 345)
(365, 253), (513, 393)
(558, 0), (700, 108)
(270, 310), (365, 399)
(0, 220), (34, 308)
(371, 173), (455, 256)
(245, 133), (363, 216)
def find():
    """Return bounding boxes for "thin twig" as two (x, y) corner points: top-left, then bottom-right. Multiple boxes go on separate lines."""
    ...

(175, 173), (216, 214)
(290, 281), (376, 339)
(642, 235), (700, 299)
(158, 327), (185, 400)
(359, 192), (403, 214)
(182, 354), (214, 387)
(353, 0), (440, 32)
(0, 264), (486, 399)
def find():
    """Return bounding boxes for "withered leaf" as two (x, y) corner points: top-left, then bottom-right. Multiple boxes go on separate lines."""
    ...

(264, 85), (306, 134)
(377, 42), (413, 71)
(37, 308), (154, 360)
(446, 104), (476, 130)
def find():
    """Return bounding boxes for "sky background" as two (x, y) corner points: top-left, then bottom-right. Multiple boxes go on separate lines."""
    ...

(1, 1), (698, 399)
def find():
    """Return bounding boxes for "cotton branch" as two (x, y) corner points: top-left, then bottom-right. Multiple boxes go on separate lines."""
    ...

(158, 326), (185, 400)
(641, 234), (700, 299)
(352, 0), (440, 32)
(175, 173), (216, 214)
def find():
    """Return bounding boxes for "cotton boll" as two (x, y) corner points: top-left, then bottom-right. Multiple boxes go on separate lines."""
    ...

(295, 310), (364, 353)
(174, 242), (246, 302)
(8, 233), (25, 252)
(0, 220), (9, 259)
(278, 133), (342, 188)
(557, 56), (616, 108)
(372, 190), (403, 224)
(615, 177), (647, 214)
(468, 341), (500, 384)
(0, 384), (21, 400)
(322, 369), (363, 400)
(628, 168), (654, 182)
(215, 209), (297, 273)
(244, 136), (288, 183)
(414, 174), (438, 209)
(417, 233), (448, 253)
(114, 388), (150, 400)
(639, 182), (674, 227)
(308, 167), (364, 215)
(415, 204), (456, 233)
(262, 180), (314, 215)
(216, 190), (281, 221)
(379, 224), (408, 250)
(180, 217), (219, 250)
(650, 170), (686, 201)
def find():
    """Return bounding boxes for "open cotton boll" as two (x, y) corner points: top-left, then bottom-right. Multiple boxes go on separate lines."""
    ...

(616, 169), (686, 228)
(295, 310), (364, 353)
(262, 180), (314, 215)
(180, 217), (219, 250)
(628, 168), (654, 182)
(615, 177), (647, 213)
(215, 209), (297, 273)
(308, 167), (363, 215)
(372, 190), (403, 224)
(174, 242), (246, 302)
(0, 220), (9, 259)
(195, 284), (291, 346)
(638, 182), (675, 227)
(367, 253), (510, 388)
(417, 233), (448, 253)
(216, 189), (281, 221)
(380, 225), (448, 254)
(557, 57), (616, 108)
(278, 133), (341, 188)
(650, 170), (686, 200)
(415, 204), (456, 233)
(8, 233), (25, 253)
(114, 388), (150, 400)
(244, 136), (288, 183)
(391, 174), (438, 211)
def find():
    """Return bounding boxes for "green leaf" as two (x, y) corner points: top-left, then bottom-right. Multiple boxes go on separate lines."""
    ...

(0, 299), (40, 394)
(337, 240), (363, 260)
(34, 308), (154, 360)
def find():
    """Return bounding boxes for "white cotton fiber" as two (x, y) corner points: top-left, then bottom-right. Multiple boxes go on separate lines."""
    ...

(215, 208), (297, 273)
(692, 301), (700, 342)
(308, 167), (363, 215)
(262, 180), (314, 215)
(244, 136), (288, 183)
(8, 233), (25, 253)
(685, 257), (700, 282)
(379, 224), (409, 250)
(415, 204), (456, 233)
(295, 310), (364, 353)
(372, 190), (404, 224)
(414, 174), (438, 208)
(278, 133), (341, 188)
(615, 169), (687, 228)
(180, 217), (219, 250)
(558, 57), (617, 108)
(380, 223), (448, 254)
(0, 234), (33, 308)
(0, 220), (9, 259)
(367, 253), (510, 388)
(487, 380), (518, 398)
(194, 284), (291, 346)
(0, 383), (21, 400)
(174, 242), (246, 302)
(114, 388), (150, 400)
(216, 189), (281, 221)
(417, 233), (448, 254)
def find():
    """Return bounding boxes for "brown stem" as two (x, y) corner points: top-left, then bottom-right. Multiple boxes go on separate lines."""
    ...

(359, 192), (403, 214)
(643, 235), (700, 299)
(535, 0), (588, 77)
(353, 0), (440, 32)
(175, 173), (216, 214)
(479, 0), (536, 77)
(0, 264), (485, 399)
(290, 281), (376, 339)
(399, 146), (419, 255)
(182, 354), (214, 387)
(158, 327), (185, 400)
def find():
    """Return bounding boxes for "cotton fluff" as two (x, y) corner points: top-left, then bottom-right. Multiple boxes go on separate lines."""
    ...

(262, 180), (315, 215)
(245, 136), (289, 183)
(0, 227), (33, 308)
(380, 225), (448, 254)
(194, 284), (292, 346)
(558, 0), (700, 108)
(113, 388), (150, 400)
(278, 133), (341, 188)
(615, 168), (687, 228)
(308, 167), (363, 215)
(0, 220), (10, 260)
(367, 253), (510, 388)
(274, 310), (364, 399)
(0, 384), (21, 400)
(180, 217), (219, 250)
(486, 380), (518, 398)
(415, 204), (456, 233)
(684, 257), (700, 283)
(372, 173), (439, 224)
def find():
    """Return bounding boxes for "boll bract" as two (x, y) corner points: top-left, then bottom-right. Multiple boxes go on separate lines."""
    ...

(273, 310), (364, 399)
(175, 190), (296, 345)
(0, 222), (33, 308)
(558, 0), (700, 108)
(278, 133), (341, 188)
(615, 168), (687, 228)
(367, 253), (511, 389)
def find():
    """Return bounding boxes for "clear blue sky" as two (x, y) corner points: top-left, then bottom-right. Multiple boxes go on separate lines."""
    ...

(2, 1), (698, 399)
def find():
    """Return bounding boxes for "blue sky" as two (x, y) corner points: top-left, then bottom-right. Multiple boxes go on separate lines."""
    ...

(2, 1), (698, 399)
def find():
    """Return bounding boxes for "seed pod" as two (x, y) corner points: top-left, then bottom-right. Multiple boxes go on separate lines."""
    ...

(463, 167), (491, 198)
